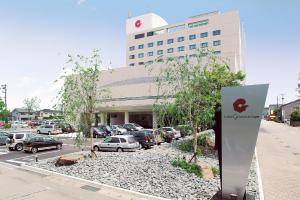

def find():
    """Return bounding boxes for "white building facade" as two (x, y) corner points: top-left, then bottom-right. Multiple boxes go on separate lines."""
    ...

(97, 11), (243, 128)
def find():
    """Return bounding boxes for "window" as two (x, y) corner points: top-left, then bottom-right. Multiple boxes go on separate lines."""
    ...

(157, 50), (163, 55)
(147, 31), (154, 37)
(213, 51), (221, 55)
(177, 36), (185, 42)
(178, 46), (185, 52)
(120, 138), (126, 143)
(147, 51), (153, 56)
(129, 63), (135, 66)
(167, 48), (174, 53)
(110, 137), (120, 143)
(138, 62), (144, 65)
(129, 55), (135, 59)
(213, 30), (221, 36)
(148, 42), (154, 47)
(167, 39), (174, 44)
(157, 40), (163, 46)
(189, 44), (196, 50)
(213, 40), (221, 46)
(129, 46), (135, 51)
(200, 32), (208, 38)
(146, 60), (153, 65)
(188, 19), (208, 28)
(138, 53), (144, 58)
(189, 54), (196, 58)
(135, 33), (145, 39)
(201, 42), (208, 48)
(189, 34), (196, 40)
(153, 29), (165, 35)
(138, 44), (144, 49)
(16, 134), (24, 139)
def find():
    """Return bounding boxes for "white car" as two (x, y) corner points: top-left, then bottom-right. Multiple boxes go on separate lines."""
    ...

(6, 132), (35, 151)
(111, 125), (127, 135)
(37, 124), (62, 135)
(93, 135), (139, 152)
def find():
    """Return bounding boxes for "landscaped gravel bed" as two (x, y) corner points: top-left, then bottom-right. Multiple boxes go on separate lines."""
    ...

(27, 142), (259, 200)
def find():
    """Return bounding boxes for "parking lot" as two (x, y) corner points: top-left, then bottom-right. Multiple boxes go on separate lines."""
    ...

(0, 137), (102, 166)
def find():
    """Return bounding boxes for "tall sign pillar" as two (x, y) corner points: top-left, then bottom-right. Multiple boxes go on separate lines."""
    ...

(221, 84), (268, 200)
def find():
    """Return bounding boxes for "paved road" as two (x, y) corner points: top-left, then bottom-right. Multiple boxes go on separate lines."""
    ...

(0, 138), (102, 166)
(256, 121), (300, 200)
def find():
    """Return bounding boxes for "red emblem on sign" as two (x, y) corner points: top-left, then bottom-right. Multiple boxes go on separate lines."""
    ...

(233, 98), (248, 113)
(135, 20), (142, 28)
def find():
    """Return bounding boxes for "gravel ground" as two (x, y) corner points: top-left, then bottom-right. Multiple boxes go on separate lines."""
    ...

(27, 141), (259, 200)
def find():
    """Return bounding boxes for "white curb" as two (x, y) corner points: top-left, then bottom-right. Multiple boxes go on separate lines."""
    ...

(255, 148), (264, 200)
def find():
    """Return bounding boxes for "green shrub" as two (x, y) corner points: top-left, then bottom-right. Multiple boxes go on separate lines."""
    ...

(171, 159), (202, 177)
(197, 133), (210, 147)
(211, 166), (220, 177)
(177, 141), (193, 152)
(291, 110), (300, 121)
(4, 123), (11, 129)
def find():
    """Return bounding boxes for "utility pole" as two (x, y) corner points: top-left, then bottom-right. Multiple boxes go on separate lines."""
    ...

(280, 94), (285, 106)
(1, 84), (7, 109)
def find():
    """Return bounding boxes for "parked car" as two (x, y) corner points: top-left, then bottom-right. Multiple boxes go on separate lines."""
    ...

(37, 124), (62, 135)
(128, 130), (154, 149)
(59, 123), (75, 133)
(93, 125), (112, 138)
(161, 127), (181, 140)
(111, 125), (127, 135)
(6, 132), (34, 151)
(93, 135), (139, 152)
(0, 131), (9, 145)
(23, 135), (63, 153)
(123, 123), (144, 131)
(176, 125), (192, 137)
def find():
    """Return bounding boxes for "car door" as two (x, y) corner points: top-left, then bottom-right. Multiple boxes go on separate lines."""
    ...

(34, 137), (45, 149)
(109, 137), (120, 151)
(100, 137), (111, 151)
(44, 137), (55, 148)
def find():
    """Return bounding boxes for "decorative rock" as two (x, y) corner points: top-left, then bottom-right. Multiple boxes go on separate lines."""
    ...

(55, 154), (84, 167)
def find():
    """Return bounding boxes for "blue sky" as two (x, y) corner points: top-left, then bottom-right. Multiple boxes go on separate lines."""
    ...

(0, 0), (299, 109)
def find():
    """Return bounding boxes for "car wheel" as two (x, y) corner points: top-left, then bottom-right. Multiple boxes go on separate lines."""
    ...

(118, 131), (121, 135)
(37, 130), (40, 134)
(48, 131), (51, 135)
(93, 146), (100, 151)
(117, 147), (123, 152)
(31, 147), (38, 153)
(15, 143), (23, 151)
(56, 144), (62, 150)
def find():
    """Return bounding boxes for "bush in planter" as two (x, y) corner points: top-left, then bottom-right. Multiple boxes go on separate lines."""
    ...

(291, 110), (300, 121)
(171, 159), (203, 177)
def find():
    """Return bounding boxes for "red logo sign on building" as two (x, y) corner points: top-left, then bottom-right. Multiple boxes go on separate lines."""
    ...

(135, 20), (142, 28)
(233, 98), (248, 113)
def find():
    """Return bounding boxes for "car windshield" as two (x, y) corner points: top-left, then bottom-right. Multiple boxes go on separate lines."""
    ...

(163, 128), (172, 131)
(103, 137), (112, 143)
(133, 123), (141, 127)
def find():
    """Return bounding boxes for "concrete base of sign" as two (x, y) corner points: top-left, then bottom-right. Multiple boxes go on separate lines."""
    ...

(210, 191), (255, 200)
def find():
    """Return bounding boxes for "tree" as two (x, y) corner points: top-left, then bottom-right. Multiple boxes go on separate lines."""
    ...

(152, 50), (245, 163)
(56, 49), (110, 151)
(23, 96), (41, 119)
(0, 99), (9, 123)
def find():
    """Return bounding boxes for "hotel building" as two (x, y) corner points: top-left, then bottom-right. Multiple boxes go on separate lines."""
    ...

(97, 10), (243, 128)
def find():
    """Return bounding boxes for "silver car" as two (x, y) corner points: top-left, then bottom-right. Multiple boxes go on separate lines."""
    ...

(93, 135), (139, 152)
(6, 132), (35, 151)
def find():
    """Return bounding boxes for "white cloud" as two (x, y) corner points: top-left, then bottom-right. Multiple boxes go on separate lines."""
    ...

(77, 0), (87, 5)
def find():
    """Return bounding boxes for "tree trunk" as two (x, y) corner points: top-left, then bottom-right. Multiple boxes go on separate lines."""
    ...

(192, 124), (198, 163)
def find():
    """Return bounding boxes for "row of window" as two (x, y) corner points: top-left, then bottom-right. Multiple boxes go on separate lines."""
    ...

(129, 40), (221, 59)
(130, 30), (220, 51)
(134, 20), (212, 40)
(129, 51), (221, 66)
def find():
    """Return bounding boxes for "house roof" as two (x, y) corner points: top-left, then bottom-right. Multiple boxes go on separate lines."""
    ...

(281, 99), (300, 108)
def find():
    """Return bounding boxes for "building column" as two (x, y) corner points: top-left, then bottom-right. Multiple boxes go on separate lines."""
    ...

(152, 111), (157, 129)
(124, 111), (129, 124)
(100, 112), (105, 125)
